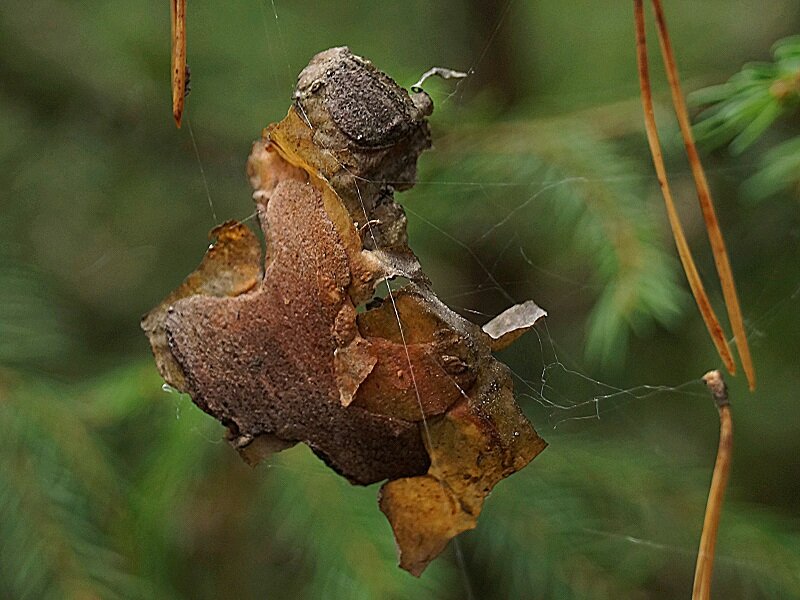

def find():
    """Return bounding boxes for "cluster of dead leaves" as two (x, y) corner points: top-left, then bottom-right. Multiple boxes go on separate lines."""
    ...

(144, 47), (546, 575)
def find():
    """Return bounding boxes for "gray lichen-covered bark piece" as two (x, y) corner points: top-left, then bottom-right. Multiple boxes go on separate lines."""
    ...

(142, 46), (547, 576)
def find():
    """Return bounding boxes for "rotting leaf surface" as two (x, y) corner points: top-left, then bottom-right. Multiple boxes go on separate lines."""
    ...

(143, 46), (547, 575)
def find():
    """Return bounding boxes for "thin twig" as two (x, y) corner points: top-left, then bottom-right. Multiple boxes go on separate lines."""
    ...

(633, 0), (736, 375)
(650, 0), (755, 391)
(694, 370), (733, 600)
(411, 67), (468, 92)
(171, 0), (187, 128)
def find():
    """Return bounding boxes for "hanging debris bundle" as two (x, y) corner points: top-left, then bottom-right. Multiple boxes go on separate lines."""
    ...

(143, 47), (546, 575)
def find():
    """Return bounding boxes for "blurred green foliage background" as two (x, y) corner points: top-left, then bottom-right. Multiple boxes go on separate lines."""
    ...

(2, 1), (800, 598)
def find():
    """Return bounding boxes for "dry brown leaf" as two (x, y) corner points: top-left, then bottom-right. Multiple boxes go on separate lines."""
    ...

(143, 47), (547, 575)
(140, 221), (261, 390)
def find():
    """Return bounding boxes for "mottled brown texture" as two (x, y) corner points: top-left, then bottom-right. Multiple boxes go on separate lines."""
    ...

(141, 222), (261, 390)
(142, 46), (547, 575)
(380, 360), (547, 575)
(164, 170), (430, 485)
(276, 46), (433, 262)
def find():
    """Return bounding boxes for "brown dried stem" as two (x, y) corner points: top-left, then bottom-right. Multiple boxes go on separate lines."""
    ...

(170, 0), (187, 128)
(633, 0), (736, 375)
(650, 0), (755, 390)
(694, 370), (733, 600)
